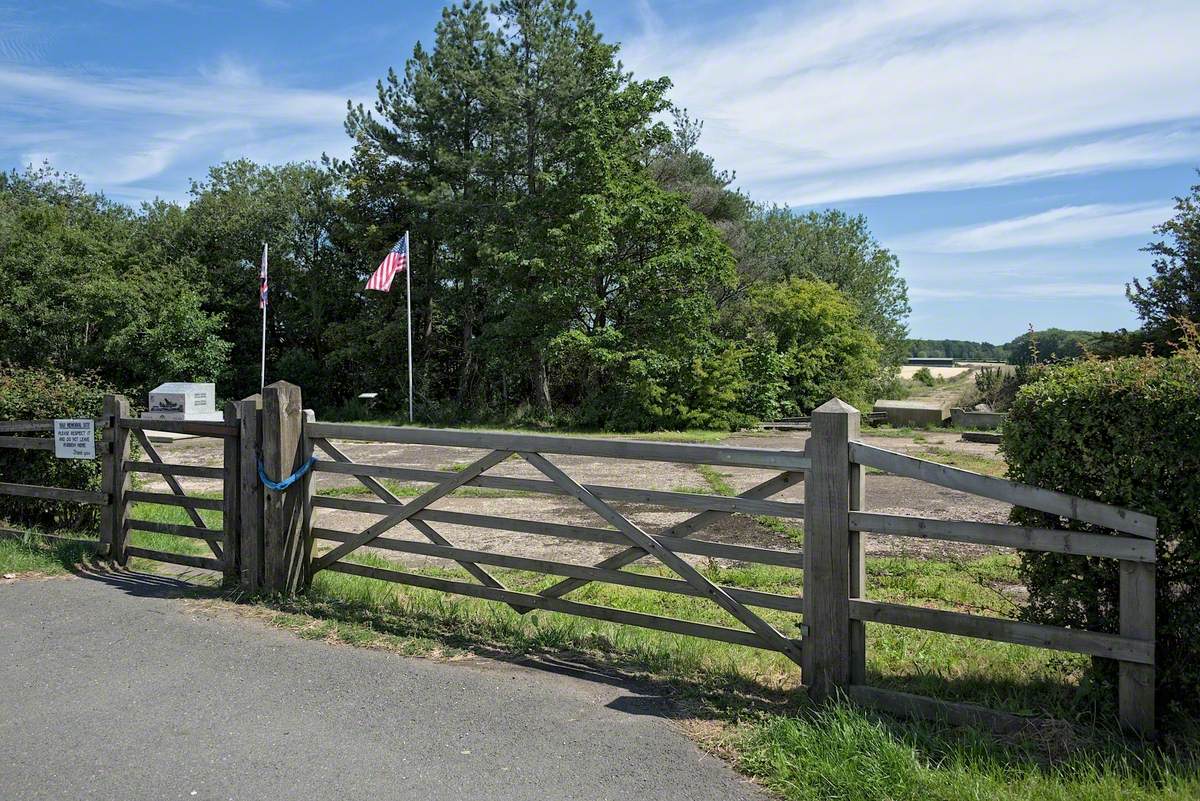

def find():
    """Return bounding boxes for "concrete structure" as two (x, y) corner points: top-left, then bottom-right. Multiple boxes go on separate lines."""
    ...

(144, 382), (221, 422)
(951, 408), (1007, 429)
(872, 399), (949, 427)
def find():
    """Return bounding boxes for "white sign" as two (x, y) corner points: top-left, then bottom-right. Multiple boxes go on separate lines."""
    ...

(53, 419), (95, 459)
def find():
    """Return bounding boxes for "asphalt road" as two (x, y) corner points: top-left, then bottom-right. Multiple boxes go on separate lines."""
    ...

(0, 573), (768, 801)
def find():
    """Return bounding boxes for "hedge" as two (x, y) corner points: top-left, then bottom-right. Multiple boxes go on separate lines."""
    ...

(0, 366), (111, 531)
(1002, 353), (1200, 715)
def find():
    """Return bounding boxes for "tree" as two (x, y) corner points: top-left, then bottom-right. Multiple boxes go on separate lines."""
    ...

(1128, 172), (1200, 339)
(740, 206), (910, 364)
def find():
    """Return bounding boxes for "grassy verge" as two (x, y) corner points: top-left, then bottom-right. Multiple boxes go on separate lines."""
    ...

(0, 531), (95, 575)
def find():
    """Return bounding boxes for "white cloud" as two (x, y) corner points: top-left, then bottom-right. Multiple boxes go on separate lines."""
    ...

(896, 202), (1171, 252)
(910, 281), (1127, 300)
(621, 0), (1200, 204)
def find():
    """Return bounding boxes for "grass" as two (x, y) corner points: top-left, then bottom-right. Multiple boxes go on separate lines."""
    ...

(916, 446), (1008, 477)
(0, 531), (95, 575)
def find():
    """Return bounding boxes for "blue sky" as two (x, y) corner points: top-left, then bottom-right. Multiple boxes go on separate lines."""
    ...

(3, 0), (1199, 342)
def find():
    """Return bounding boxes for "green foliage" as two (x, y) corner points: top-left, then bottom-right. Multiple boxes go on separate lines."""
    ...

(0, 166), (230, 399)
(1002, 352), (1200, 713)
(911, 366), (935, 387)
(906, 338), (1009, 361)
(0, 367), (109, 530)
(1006, 327), (1099, 365)
(1128, 172), (1200, 339)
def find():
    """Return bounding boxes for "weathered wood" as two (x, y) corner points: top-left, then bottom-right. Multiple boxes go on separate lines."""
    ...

(312, 448), (513, 571)
(124, 519), (215, 540)
(311, 528), (803, 612)
(848, 511), (1156, 562)
(849, 459), (867, 685)
(309, 498), (806, 567)
(311, 456), (806, 518)
(124, 546), (223, 572)
(311, 437), (513, 603)
(538, 470), (804, 602)
(0, 436), (55, 451)
(848, 599), (1153, 664)
(261, 381), (306, 594)
(222, 402), (240, 583)
(104, 396), (132, 564)
(849, 442), (1157, 538)
(0, 418), (106, 433)
(324, 560), (799, 652)
(847, 685), (1040, 736)
(296, 409), (316, 589)
(307, 421), (811, 471)
(130, 428), (223, 561)
(0, 481), (107, 505)
(118, 418), (237, 437)
(804, 398), (859, 701)
(1119, 559), (1156, 736)
(519, 450), (804, 666)
(124, 490), (223, 512)
(237, 397), (263, 592)
(124, 462), (225, 480)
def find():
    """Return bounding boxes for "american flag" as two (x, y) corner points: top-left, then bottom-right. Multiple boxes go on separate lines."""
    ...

(259, 243), (269, 309)
(366, 232), (408, 292)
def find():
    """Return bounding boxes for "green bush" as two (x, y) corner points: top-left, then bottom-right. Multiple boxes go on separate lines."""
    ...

(1002, 353), (1200, 715)
(912, 366), (935, 387)
(0, 366), (111, 530)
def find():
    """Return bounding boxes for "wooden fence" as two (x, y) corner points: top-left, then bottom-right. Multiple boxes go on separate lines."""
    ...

(0, 383), (1159, 736)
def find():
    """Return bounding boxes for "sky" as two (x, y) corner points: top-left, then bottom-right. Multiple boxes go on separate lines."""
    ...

(2, 0), (1199, 343)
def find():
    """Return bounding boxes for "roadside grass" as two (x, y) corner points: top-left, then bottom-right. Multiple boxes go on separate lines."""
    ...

(0, 531), (94, 575)
(916, 446), (1008, 477)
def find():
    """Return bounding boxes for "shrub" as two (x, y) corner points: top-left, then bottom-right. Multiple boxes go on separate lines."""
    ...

(911, 366), (935, 387)
(1002, 352), (1200, 714)
(0, 366), (111, 531)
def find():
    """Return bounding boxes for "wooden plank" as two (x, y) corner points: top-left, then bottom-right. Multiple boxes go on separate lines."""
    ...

(847, 685), (1039, 736)
(124, 519), (215, 540)
(0, 418), (106, 433)
(849, 459), (867, 685)
(311, 448), (513, 571)
(312, 437), (513, 605)
(519, 450), (803, 666)
(103, 396), (132, 563)
(310, 497), (806, 567)
(311, 457), (806, 518)
(0, 436), (54, 451)
(131, 428), (223, 561)
(222, 402), (241, 584)
(538, 470), (805, 602)
(0, 481), (106, 505)
(848, 511), (1156, 562)
(307, 421), (811, 471)
(849, 442), (1157, 538)
(323, 560), (797, 652)
(1119, 560), (1156, 736)
(124, 490), (223, 512)
(804, 399), (859, 700)
(237, 397), (263, 592)
(124, 462), (225, 480)
(311, 528), (804, 612)
(262, 382), (306, 594)
(118, 418), (237, 437)
(849, 599), (1153, 664)
(124, 546), (224, 571)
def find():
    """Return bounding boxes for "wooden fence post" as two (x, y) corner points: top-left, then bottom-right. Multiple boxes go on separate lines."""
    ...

(238, 395), (263, 592)
(261, 381), (306, 594)
(221, 401), (241, 584)
(299, 409), (316, 590)
(100, 394), (131, 565)
(849, 458), (867, 685)
(803, 397), (860, 702)
(1119, 559), (1155, 737)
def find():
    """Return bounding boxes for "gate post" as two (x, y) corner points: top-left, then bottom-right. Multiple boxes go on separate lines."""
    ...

(237, 395), (264, 592)
(221, 401), (241, 585)
(803, 398), (860, 702)
(100, 394), (131, 564)
(261, 381), (306, 594)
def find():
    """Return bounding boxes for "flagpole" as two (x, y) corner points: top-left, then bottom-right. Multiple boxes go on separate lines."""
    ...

(405, 231), (414, 422)
(260, 242), (268, 391)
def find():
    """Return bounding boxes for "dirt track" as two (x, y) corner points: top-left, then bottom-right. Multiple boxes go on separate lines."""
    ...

(136, 428), (1011, 567)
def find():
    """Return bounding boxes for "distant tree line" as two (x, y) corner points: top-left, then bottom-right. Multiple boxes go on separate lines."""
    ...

(0, 0), (910, 430)
(905, 328), (1105, 365)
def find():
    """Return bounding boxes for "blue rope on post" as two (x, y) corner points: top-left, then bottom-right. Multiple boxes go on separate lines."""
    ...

(257, 455), (317, 492)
